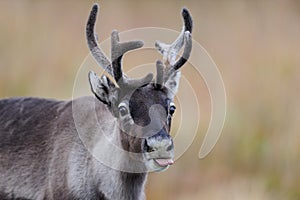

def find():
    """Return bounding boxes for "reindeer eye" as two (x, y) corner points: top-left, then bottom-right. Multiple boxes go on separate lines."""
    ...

(169, 102), (176, 116)
(119, 105), (128, 116)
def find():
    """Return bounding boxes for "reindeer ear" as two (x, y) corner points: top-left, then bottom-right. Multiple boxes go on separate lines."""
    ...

(88, 71), (117, 106)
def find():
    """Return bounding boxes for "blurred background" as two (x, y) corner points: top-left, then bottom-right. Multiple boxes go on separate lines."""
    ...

(0, 0), (299, 199)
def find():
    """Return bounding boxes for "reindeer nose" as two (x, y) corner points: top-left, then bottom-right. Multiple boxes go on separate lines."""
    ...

(144, 130), (173, 152)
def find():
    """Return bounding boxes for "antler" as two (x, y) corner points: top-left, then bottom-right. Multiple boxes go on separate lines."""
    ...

(110, 30), (153, 89)
(86, 4), (113, 76)
(87, 4), (153, 89)
(155, 8), (193, 86)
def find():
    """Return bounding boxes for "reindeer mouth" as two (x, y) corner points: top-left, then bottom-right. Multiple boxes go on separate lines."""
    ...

(153, 158), (174, 167)
(144, 155), (174, 172)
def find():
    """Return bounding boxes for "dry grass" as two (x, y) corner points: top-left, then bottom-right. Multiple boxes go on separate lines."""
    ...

(1, 0), (300, 199)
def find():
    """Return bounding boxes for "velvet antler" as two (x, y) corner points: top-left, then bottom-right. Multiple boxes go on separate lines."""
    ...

(87, 4), (153, 89)
(155, 8), (193, 87)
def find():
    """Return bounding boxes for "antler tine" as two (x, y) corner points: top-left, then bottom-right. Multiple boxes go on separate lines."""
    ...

(111, 30), (143, 82)
(155, 7), (193, 69)
(173, 31), (192, 70)
(182, 7), (193, 33)
(172, 8), (193, 70)
(111, 30), (153, 88)
(86, 4), (113, 76)
(155, 60), (164, 89)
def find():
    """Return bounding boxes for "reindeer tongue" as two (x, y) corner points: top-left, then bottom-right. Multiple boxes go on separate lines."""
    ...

(154, 158), (174, 167)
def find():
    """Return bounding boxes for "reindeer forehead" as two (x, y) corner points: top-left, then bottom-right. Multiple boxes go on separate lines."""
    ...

(128, 84), (169, 108)
(127, 84), (169, 126)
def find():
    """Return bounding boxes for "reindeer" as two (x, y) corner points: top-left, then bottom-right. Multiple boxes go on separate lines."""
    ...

(0, 4), (192, 200)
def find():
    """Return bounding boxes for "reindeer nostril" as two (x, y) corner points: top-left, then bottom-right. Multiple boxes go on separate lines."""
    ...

(166, 143), (174, 151)
(144, 139), (155, 152)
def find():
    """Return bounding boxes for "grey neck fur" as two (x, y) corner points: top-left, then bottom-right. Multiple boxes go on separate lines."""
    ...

(69, 96), (148, 200)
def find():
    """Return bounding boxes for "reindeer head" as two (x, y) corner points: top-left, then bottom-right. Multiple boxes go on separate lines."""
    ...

(86, 4), (192, 172)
